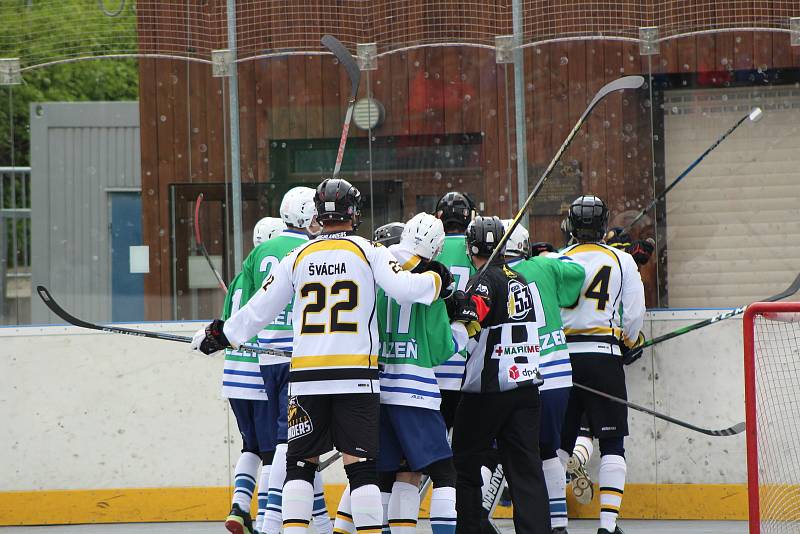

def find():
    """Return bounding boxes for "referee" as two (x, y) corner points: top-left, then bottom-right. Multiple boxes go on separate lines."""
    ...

(452, 216), (550, 534)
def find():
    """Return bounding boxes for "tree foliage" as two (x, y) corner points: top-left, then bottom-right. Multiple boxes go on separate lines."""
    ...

(0, 0), (140, 166)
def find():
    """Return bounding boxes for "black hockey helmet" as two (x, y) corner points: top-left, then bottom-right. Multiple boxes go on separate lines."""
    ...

(568, 195), (609, 242)
(466, 216), (506, 257)
(435, 191), (476, 232)
(373, 222), (405, 247)
(315, 178), (363, 227)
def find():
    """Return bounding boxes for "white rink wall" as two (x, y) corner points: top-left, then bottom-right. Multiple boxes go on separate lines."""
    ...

(0, 311), (745, 492)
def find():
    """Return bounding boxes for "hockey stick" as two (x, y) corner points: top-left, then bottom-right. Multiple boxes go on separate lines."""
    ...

(620, 107), (763, 234)
(194, 193), (228, 292)
(317, 451), (342, 471)
(467, 76), (645, 291)
(482, 465), (505, 534)
(36, 285), (288, 358)
(321, 35), (361, 179)
(643, 271), (800, 348)
(573, 382), (744, 437)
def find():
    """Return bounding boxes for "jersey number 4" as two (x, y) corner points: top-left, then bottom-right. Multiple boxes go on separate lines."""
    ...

(585, 265), (612, 310)
(300, 281), (359, 334)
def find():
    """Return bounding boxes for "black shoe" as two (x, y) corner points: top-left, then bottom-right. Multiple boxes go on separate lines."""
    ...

(225, 503), (253, 534)
(552, 528), (569, 534)
(598, 527), (624, 534)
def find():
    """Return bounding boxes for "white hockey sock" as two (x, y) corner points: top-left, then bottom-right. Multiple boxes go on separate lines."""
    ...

(313, 470), (333, 534)
(429, 486), (456, 534)
(573, 436), (595, 466)
(557, 448), (570, 464)
(263, 444), (287, 534)
(282, 479), (314, 534)
(381, 490), (391, 534)
(350, 484), (384, 534)
(254, 462), (271, 531)
(387, 482), (419, 534)
(232, 451), (261, 513)
(333, 485), (355, 534)
(598, 454), (626, 532)
(542, 457), (568, 529)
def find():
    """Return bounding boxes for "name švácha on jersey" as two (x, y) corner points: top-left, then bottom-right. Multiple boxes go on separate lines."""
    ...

(307, 262), (347, 276)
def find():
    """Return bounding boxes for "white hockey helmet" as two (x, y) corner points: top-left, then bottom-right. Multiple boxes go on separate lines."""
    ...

(401, 212), (446, 261)
(253, 216), (286, 247)
(502, 219), (531, 258)
(280, 187), (317, 229)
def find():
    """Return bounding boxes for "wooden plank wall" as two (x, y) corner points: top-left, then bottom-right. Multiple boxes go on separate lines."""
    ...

(138, 30), (799, 318)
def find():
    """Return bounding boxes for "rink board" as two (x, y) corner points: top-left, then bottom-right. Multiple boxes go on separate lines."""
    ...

(0, 311), (752, 524)
(0, 484), (748, 525)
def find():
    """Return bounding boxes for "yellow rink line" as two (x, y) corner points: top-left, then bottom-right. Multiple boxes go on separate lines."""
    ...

(0, 483), (749, 525)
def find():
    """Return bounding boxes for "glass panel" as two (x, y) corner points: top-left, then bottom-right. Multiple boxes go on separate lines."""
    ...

(652, 35), (800, 309)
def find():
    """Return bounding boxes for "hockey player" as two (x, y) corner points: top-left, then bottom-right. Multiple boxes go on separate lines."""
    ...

(238, 188), (332, 534)
(253, 217), (288, 247)
(192, 178), (453, 534)
(222, 217), (286, 534)
(433, 191), (478, 429)
(565, 225), (655, 508)
(334, 213), (469, 534)
(558, 196), (646, 534)
(452, 216), (550, 534)
(222, 270), (267, 534)
(242, 191), (333, 534)
(503, 221), (586, 533)
(373, 222), (405, 247)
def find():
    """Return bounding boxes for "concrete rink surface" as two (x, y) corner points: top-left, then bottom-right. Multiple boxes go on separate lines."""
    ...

(0, 520), (748, 533)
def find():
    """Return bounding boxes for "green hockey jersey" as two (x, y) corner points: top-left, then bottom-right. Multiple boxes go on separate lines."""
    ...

(221, 272), (266, 400)
(433, 234), (476, 390)
(378, 245), (463, 410)
(508, 254), (585, 391)
(240, 229), (309, 364)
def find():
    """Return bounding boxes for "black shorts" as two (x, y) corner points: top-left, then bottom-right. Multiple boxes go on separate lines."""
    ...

(564, 355), (628, 440)
(439, 389), (461, 430)
(287, 393), (379, 460)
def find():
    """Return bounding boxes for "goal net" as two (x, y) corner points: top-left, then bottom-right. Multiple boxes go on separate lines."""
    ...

(744, 302), (800, 534)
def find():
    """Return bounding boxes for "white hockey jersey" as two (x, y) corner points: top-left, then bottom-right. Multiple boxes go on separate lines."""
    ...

(223, 233), (441, 396)
(560, 242), (645, 357)
(221, 283), (268, 400)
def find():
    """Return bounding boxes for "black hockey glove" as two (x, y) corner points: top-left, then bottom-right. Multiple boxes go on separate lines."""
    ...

(192, 319), (231, 355)
(446, 291), (478, 322)
(422, 260), (455, 299)
(604, 227), (632, 248)
(621, 332), (646, 365)
(627, 238), (655, 267)
(446, 290), (481, 337)
(530, 242), (556, 257)
(622, 346), (643, 365)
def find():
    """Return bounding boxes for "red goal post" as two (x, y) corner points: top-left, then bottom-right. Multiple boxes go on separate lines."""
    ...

(743, 301), (800, 534)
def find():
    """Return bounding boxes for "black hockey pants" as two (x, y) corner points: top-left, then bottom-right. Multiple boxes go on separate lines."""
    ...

(452, 387), (550, 534)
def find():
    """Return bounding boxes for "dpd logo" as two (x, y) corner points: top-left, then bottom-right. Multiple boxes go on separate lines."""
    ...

(508, 365), (520, 380)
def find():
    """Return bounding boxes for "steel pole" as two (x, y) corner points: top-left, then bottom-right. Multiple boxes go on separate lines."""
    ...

(512, 0), (529, 229)
(226, 0), (243, 269)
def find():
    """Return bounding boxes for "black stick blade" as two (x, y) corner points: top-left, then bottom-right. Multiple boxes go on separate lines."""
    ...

(321, 34), (360, 100)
